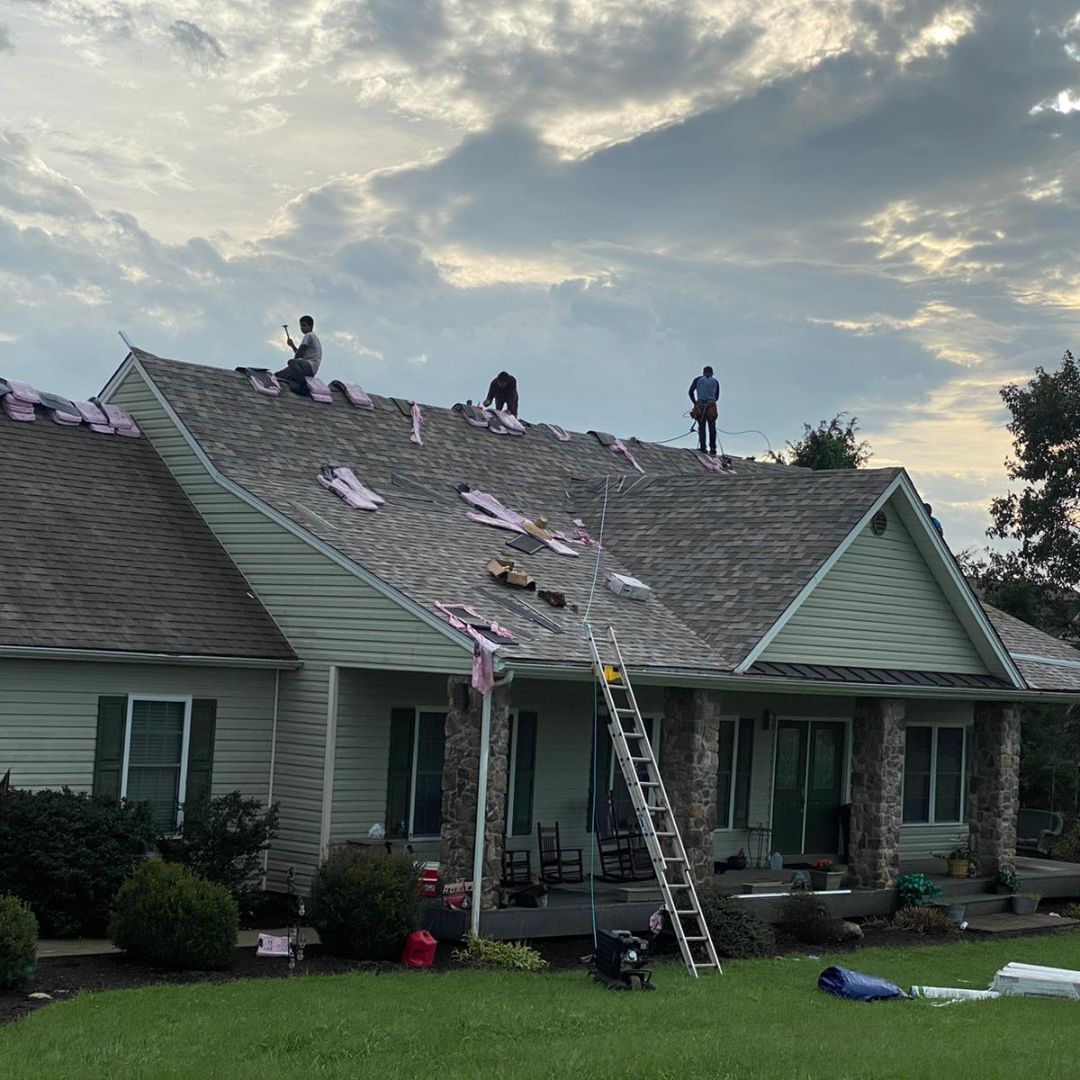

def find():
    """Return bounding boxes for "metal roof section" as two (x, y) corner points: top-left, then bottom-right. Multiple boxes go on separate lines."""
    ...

(748, 661), (1011, 691)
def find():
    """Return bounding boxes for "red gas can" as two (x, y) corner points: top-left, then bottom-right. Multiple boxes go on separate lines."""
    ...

(402, 930), (438, 969)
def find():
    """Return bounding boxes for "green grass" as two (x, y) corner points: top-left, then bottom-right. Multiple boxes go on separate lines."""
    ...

(4, 934), (1080, 1079)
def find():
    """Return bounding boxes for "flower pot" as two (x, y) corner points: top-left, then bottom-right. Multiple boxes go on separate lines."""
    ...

(1011, 895), (1040, 916)
(810, 870), (843, 891)
(935, 902), (966, 926)
(946, 858), (969, 878)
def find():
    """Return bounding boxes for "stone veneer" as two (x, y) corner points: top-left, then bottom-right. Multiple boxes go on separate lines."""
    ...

(438, 676), (512, 910)
(849, 697), (906, 890)
(659, 688), (721, 884)
(968, 701), (1021, 875)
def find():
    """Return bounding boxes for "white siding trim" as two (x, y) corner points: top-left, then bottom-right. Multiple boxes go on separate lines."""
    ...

(120, 694), (193, 829)
(0, 646), (298, 668)
(1012, 653), (1080, 670)
(736, 477), (903, 673)
(113, 358), (471, 660)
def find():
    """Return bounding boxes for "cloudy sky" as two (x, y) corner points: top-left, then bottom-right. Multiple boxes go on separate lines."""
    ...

(2, 1), (1079, 552)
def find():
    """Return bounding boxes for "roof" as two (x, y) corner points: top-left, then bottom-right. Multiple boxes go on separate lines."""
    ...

(983, 605), (1080, 693)
(116, 351), (1075, 693)
(0, 402), (296, 662)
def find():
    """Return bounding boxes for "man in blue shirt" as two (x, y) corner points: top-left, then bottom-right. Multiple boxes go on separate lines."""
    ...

(689, 366), (721, 455)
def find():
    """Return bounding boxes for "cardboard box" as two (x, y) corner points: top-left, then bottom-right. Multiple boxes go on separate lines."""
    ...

(607, 572), (651, 602)
(487, 557), (536, 590)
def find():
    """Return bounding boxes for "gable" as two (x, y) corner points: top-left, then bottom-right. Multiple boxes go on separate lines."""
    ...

(761, 499), (989, 675)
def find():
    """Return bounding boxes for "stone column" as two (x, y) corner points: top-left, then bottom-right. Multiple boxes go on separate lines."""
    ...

(660, 688), (721, 884)
(968, 702), (1021, 876)
(849, 698), (906, 890)
(438, 676), (513, 910)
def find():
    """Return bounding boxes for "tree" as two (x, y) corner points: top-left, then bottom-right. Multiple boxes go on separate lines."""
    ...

(773, 412), (871, 470)
(989, 350), (1080, 588)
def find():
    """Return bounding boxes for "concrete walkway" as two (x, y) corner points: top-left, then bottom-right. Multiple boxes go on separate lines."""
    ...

(37, 929), (321, 958)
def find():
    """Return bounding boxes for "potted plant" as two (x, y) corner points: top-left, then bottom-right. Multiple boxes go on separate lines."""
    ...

(810, 858), (844, 891)
(944, 846), (970, 878)
(992, 866), (1019, 895)
(897, 872), (942, 909)
(1012, 892), (1041, 916)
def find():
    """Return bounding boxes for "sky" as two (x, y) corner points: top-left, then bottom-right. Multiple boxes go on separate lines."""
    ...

(1, 1), (1079, 554)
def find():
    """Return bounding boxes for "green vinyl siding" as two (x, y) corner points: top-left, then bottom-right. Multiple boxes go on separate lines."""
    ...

(0, 660), (274, 800)
(111, 367), (469, 887)
(762, 502), (988, 674)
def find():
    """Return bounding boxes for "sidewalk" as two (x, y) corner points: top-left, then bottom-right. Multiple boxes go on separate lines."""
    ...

(37, 929), (321, 958)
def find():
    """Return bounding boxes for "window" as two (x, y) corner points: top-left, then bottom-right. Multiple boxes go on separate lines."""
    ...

(716, 718), (754, 830)
(385, 709), (448, 839)
(507, 712), (538, 836)
(902, 725), (966, 824)
(122, 697), (191, 832)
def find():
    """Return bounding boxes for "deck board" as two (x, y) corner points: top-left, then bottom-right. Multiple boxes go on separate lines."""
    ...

(964, 913), (1080, 935)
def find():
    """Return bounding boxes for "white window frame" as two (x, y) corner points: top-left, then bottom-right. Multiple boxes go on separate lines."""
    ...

(120, 695), (193, 831)
(901, 723), (968, 826)
(407, 705), (449, 840)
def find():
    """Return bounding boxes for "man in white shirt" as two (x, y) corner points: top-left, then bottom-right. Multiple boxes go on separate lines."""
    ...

(276, 314), (323, 389)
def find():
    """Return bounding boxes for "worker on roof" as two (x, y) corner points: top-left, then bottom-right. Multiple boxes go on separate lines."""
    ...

(275, 315), (323, 389)
(688, 365), (721, 456)
(923, 502), (945, 539)
(483, 371), (519, 416)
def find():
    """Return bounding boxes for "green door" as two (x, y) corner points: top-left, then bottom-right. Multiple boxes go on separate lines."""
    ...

(772, 722), (807, 853)
(804, 722), (845, 853)
(772, 721), (846, 854)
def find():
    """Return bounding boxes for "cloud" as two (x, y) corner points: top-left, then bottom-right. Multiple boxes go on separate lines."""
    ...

(168, 19), (226, 72)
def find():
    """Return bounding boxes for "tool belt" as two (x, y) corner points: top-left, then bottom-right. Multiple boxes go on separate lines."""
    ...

(692, 401), (718, 422)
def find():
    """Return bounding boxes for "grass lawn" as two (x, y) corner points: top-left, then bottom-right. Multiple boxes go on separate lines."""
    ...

(3, 934), (1080, 1079)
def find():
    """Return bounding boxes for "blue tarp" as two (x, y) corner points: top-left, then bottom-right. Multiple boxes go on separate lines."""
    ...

(818, 966), (907, 1002)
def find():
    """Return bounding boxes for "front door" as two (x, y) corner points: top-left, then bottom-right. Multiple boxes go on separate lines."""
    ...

(771, 720), (846, 854)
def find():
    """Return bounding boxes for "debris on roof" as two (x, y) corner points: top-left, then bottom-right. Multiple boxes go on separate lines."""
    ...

(459, 488), (580, 557)
(306, 377), (334, 403)
(539, 422), (571, 442)
(481, 587), (565, 631)
(607, 572), (651, 602)
(507, 532), (548, 555)
(410, 403), (424, 446)
(537, 589), (568, 609)
(331, 381), (375, 410)
(589, 430), (617, 447)
(695, 450), (734, 473)
(455, 402), (491, 428)
(434, 601), (515, 692)
(318, 466), (385, 510)
(1, 380), (38, 422)
(487, 557), (536, 591)
(236, 367), (282, 397)
(612, 438), (645, 475)
(487, 409), (525, 437)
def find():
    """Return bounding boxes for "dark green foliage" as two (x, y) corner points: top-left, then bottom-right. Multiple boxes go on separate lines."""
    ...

(773, 413), (871, 471)
(777, 894), (847, 945)
(310, 847), (422, 961)
(897, 872), (942, 908)
(110, 860), (239, 970)
(1053, 819), (1080, 863)
(0, 788), (156, 937)
(171, 792), (279, 912)
(0, 895), (38, 989)
(697, 886), (776, 959)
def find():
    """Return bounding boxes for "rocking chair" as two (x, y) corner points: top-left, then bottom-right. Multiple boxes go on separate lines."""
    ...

(537, 822), (584, 884)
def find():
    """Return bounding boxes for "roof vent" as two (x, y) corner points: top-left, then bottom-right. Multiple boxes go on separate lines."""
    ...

(870, 510), (889, 536)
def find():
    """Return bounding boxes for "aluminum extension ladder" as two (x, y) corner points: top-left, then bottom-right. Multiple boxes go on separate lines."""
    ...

(587, 624), (722, 978)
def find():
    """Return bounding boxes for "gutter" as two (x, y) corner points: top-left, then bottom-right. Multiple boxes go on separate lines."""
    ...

(0, 645), (302, 670)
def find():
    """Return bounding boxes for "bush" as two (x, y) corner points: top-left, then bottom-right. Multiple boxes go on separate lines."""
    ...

(0, 788), (156, 937)
(110, 860), (239, 970)
(310, 847), (422, 961)
(1053, 819), (1080, 863)
(698, 886), (776, 959)
(452, 934), (547, 971)
(892, 906), (957, 935)
(0, 895), (38, 989)
(777, 893), (848, 945)
(897, 872), (942, 909)
(170, 792), (279, 913)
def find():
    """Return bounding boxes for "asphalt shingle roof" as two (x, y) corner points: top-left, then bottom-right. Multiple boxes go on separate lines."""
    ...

(0, 405), (296, 660)
(984, 605), (1080, 693)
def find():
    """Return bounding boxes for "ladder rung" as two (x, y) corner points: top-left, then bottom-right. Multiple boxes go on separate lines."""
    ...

(683, 936), (708, 942)
(629, 756), (650, 763)
(674, 909), (698, 916)
(655, 831), (676, 837)
(666, 883), (690, 889)
(692, 963), (720, 970)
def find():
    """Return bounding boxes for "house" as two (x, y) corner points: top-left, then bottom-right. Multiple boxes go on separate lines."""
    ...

(4, 349), (1080, 937)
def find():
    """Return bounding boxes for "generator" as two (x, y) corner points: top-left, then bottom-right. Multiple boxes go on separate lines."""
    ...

(593, 929), (653, 991)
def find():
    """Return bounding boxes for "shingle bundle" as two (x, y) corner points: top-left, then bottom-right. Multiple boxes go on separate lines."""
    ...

(318, 466), (385, 511)
(331, 381), (375, 410)
(1, 379), (39, 422)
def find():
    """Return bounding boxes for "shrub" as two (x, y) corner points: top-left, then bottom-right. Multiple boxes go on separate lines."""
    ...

(1061, 901), (1080, 920)
(452, 934), (547, 972)
(1053, 819), (1080, 863)
(310, 847), (422, 961)
(0, 895), (38, 989)
(698, 886), (776, 959)
(777, 893), (848, 945)
(897, 872), (942, 909)
(892, 905), (958, 935)
(110, 860), (239, 970)
(0, 788), (156, 937)
(170, 792), (279, 913)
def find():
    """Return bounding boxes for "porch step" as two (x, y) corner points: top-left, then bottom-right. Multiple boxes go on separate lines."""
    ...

(936, 893), (1012, 916)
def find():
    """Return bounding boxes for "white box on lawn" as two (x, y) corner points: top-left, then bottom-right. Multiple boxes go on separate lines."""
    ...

(606, 573), (651, 602)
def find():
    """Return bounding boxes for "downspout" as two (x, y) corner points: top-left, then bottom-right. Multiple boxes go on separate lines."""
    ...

(262, 668), (281, 888)
(319, 665), (340, 860)
(470, 669), (514, 938)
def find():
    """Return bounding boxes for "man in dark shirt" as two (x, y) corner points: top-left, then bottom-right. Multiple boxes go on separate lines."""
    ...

(483, 371), (519, 416)
(688, 365), (721, 455)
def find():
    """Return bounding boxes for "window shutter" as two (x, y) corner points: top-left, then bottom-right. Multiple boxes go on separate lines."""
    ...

(587, 710), (614, 831)
(386, 708), (416, 838)
(511, 711), (538, 836)
(733, 718), (755, 829)
(93, 695), (128, 800)
(184, 699), (217, 824)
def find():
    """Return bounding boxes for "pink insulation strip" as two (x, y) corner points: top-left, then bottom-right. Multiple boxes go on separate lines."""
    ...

(460, 490), (579, 557)
(434, 602), (513, 690)
(540, 422), (571, 442)
(332, 382), (375, 410)
(99, 403), (141, 437)
(318, 467), (384, 511)
(466, 511), (524, 534)
(485, 409), (525, 436)
(306, 377), (334, 403)
(696, 452), (727, 473)
(612, 439), (645, 475)
(2, 395), (35, 422)
(410, 402), (424, 445)
(241, 369), (281, 396)
(74, 401), (114, 434)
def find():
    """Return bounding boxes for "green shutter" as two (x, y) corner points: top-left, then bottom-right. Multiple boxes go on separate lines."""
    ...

(733, 717), (755, 829)
(184, 699), (217, 824)
(93, 696), (128, 800)
(511, 711), (538, 836)
(386, 708), (416, 839)
(587, 710), (614, 831)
